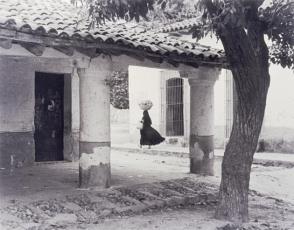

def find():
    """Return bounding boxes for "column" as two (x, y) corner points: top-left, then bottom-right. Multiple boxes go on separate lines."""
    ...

(77, 56), (112, 188)
(71, 68), (80, 161)
(188, 67), (220, 175)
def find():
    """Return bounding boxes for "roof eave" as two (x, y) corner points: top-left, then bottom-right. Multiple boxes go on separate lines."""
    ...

(0, 27), (228, 68)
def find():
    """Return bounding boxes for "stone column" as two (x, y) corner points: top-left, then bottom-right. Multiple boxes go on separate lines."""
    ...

(71, 68), (80, 161)
(77, 56), (112, 188)
(188, 67), (220, 175)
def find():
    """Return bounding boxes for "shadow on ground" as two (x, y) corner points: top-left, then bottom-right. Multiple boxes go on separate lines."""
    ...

(1, 148), (294, 230)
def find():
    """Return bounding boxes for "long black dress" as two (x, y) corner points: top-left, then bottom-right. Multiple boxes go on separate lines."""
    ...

(140, 110), (165, 146)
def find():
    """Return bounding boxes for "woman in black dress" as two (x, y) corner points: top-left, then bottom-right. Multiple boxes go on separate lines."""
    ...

(140, 110), (165, 148)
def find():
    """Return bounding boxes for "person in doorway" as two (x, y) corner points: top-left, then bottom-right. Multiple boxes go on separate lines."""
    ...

(140, 110), (165, 149)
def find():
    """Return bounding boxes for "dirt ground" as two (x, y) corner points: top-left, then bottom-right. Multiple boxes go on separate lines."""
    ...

(1, 149), (294, 229)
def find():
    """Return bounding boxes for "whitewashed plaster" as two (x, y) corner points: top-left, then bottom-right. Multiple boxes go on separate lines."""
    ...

(79, 146), (110, 170)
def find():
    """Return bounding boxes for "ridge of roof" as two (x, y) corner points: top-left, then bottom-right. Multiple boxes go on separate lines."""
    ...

(0, 0), (226, 67)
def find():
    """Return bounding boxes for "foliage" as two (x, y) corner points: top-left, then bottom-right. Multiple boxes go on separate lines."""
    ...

(71, 0), (198, 27)
(192, 0), (294, 69)
(71, 0), (294, 222)
(108, 71), (129, 110)
(72, 0), (294, 69)
(262, 0), (294, 68)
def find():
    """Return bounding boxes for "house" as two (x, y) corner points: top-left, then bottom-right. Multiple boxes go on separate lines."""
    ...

(0, 0), (228, 188)
(128, 66), (228, 148)
(128, 63), (294, 153)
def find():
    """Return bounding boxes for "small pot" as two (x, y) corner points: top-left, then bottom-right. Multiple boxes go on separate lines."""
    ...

(138, 100), (153, 110)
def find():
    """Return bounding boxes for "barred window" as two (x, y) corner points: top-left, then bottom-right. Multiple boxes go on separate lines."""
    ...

(166, 78), (184, 136)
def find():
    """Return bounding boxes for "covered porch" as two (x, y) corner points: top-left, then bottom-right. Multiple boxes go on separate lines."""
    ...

(0, 0), (227, 188)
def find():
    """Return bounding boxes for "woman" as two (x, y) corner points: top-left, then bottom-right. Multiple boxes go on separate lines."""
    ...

(140, 110), (165, 148)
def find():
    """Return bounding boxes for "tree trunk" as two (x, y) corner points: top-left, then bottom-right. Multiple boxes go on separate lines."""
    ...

(214, 25), (270, 222)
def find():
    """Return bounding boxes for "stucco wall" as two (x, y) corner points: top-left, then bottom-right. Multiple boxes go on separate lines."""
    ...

(264, 65), (294, 129)
(128, 66), (222, 147)
(258, 65), (294, 152)
(214, 70), (228, 148)
(128, 66), (162, 144)
(214, 70), (226, 127)
(159, 69), (190, 146)
(0, 57), (35, 167)
(0, 58), (35, 132)
(130, 65), (294, 152)
(223, 66), (294, 152)
(197, 35), (294, 152)
(128, 65), (294, 153)
(0, 55), (80, 167)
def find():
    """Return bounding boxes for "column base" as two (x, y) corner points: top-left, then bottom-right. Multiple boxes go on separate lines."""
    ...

(190, 157), (214, 176)
(189, 135), (214, 176)
(79, 163), (111, 188)
(79, 141), (111, 188)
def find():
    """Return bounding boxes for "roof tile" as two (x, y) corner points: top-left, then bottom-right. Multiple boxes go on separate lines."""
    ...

(0, 0), (226, 65)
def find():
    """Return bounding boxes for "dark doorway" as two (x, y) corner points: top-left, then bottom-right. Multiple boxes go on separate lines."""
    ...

(34, 72), (64, 162)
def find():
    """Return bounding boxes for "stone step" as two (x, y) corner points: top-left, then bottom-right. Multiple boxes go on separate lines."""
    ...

(1, 178), (219, 226)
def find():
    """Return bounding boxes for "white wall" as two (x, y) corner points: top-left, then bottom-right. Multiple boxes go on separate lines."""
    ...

(214, 70), (226, 127)
(0, 58), (35, 132)
(128, 66), (162, 143)
(264, 65), (294, 128)
(127, 56), (294, 148)
(128, 65), (225, 145)
(0, 51), (84, 162)
(185, 34), (294, 131)
(159, 69), (190, 139)
(221, 65), (294, 147)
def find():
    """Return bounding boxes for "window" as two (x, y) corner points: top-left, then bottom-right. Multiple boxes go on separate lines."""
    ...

(166, 78), (184, 136)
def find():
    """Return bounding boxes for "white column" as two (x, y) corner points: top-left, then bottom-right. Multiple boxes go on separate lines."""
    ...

(183, 79), (190, 146)
(71, 68), (80, 161)
(77, 56), (112, 188)
(187, 67), (220, 175)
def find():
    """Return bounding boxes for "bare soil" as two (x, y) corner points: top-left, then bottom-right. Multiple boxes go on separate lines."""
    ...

(1, 149), (294, 230)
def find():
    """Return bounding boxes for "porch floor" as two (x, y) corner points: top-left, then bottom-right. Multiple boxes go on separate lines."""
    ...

(0, 149), (211, 207)
(1, 146), (294, 207)
(1, 148), (294, 229)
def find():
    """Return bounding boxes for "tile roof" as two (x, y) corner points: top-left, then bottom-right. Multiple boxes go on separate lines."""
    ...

(0, 0), (226, 66)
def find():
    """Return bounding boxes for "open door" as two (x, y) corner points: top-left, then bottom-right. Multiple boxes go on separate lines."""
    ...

(34, 72), (64, 162)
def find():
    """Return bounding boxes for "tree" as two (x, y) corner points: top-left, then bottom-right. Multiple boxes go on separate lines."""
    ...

(190, 0), (293, 222)
(73, 0), (294, 223)
(108, 71), (129, 110)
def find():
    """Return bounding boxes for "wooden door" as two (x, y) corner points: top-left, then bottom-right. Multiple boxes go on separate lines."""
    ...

(34, 72), (64, 162)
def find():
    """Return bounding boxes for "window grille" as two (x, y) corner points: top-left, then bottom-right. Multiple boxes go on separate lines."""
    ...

(166, 78), (184, 136)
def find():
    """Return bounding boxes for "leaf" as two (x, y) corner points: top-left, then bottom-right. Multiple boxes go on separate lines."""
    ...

(202, 11), (207, 20)
(157, 0), (163, 5)
(161, 1), (167, 10)
(135, 13), (140, 22)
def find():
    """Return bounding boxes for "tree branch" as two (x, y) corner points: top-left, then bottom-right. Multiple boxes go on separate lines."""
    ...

(270, 1), (294, 25)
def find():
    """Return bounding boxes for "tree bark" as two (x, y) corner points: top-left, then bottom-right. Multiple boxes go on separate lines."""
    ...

(214, 24), (270, 222)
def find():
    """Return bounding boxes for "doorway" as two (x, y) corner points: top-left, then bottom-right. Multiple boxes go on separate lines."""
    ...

(34, 72), (64, 162)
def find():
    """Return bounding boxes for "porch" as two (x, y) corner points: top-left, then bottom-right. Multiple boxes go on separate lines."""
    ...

(0, 0), (226, 189)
